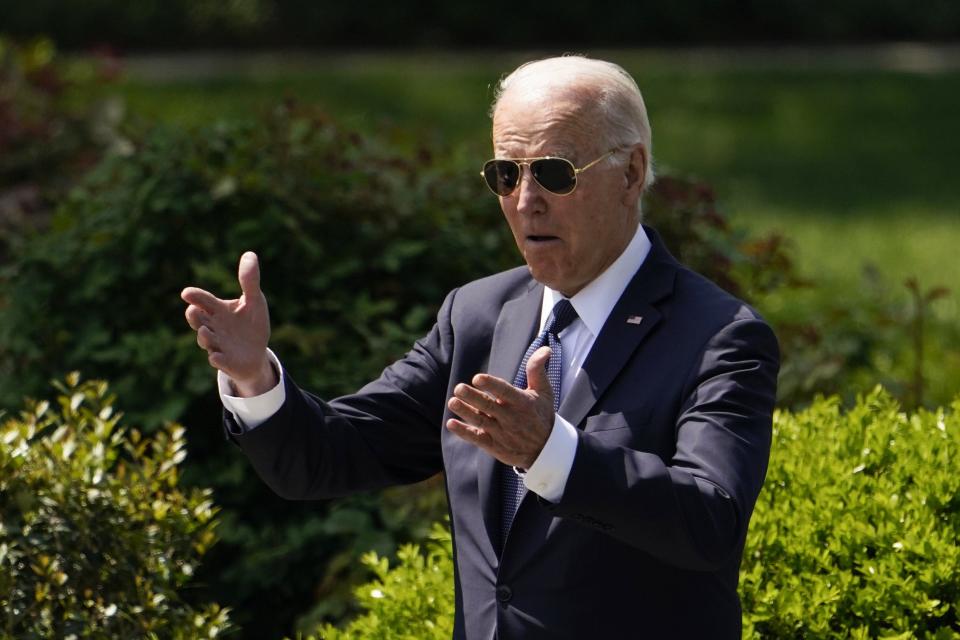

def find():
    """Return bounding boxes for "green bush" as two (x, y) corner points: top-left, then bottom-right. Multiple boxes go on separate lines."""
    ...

(741, 388), (960, 638)
(762, 267), (960, 410)
(302, 522), (455, 640)
(315, 390), (960, 639)
(0, 374), (230, 638)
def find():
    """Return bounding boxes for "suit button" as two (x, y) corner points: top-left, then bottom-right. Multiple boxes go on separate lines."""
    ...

(496, 585), (512, 604)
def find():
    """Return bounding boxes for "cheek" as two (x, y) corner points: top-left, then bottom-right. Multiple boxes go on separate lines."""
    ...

(499, 203), (516, 227)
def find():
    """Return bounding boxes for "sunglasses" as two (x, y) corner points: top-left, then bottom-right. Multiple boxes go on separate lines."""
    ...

(480, 148), (620, 197)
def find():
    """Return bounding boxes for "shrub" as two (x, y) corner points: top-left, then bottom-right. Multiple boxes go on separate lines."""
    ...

(741, 388), (960, 638)
(0, 374), (230, 638)
(763, 268), (959, 410)
(302, 522), (455, 640)
(643, 174), (801, 302)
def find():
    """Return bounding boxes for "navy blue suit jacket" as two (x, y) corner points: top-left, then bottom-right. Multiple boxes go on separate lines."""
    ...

(229, 227), (779, 639)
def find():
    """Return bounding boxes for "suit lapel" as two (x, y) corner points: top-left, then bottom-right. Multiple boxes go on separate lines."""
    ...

(558, 230), (677, 428)
(476, 279), (543, 557)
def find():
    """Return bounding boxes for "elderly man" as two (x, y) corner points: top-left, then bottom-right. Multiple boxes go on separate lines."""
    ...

(182, 56), (779, 639)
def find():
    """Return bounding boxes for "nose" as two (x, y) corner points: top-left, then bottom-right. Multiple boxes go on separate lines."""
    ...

(513, 165), (546, 216)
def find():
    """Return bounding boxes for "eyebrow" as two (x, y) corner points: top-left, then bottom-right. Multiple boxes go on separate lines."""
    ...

(494, 146), (579, 160)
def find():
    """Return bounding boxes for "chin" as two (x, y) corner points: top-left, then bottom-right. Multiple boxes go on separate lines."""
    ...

(525, 264), (557, 287)
(527, 269), (578, 295)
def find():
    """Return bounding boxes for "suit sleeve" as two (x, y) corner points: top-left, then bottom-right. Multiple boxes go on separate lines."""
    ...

(225, 289), (457, 500)
(542, 317), (779, 571)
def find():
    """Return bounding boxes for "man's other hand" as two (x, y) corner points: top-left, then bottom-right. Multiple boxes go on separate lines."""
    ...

(446, 346), (555, 468)
(181, 251), (275, 397)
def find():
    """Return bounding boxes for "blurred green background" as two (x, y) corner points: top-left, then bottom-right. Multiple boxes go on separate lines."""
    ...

(3, 3), (959, 637)
(113, 50), (960, 312)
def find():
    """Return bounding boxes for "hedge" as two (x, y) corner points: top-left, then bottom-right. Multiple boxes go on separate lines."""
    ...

(306, 523), (455, 640)
(741, 388), (960, 638)
(0, 374), (230, 638)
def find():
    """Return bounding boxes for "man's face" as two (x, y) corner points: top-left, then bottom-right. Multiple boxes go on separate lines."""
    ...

(492, 90), (639, 297)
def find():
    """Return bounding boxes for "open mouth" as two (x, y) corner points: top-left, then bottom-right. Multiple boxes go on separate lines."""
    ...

(527, 235), (559, 242)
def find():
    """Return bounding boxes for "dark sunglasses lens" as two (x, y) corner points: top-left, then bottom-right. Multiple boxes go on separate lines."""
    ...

(531, 158), (576, 194)
(483, 160), (520, 196)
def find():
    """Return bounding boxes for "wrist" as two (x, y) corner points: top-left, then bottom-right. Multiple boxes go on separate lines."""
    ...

(231, 356), (278, 397)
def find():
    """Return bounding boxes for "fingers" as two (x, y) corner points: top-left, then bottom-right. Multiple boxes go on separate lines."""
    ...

(181, 287), (227, 315)
(184, 304), (209, 331)
(445, 418), (493, 448)
(196, 325), (218, 352)
(207, 351), (228, 371)
(238, 251), (261, 297)
(451, 371), (538, 422)
(447, 395), (495, 432)
(197, 325), (231, 375)
(470, 374), (522, 403)
(453, 382), (500, 414)
(448, 372), (554, 468)
(525, 346), (553, 393)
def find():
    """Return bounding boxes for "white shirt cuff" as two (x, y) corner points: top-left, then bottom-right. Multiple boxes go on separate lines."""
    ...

(523, 413), (579, 503)
(218, 349), (286, 432)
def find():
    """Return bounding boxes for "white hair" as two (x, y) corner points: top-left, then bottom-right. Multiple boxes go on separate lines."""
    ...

(491, 55), (656, 192)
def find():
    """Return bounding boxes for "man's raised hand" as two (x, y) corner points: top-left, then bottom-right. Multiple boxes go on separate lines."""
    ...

(181, 251), (276, 396)
(445, 346), (556, 469)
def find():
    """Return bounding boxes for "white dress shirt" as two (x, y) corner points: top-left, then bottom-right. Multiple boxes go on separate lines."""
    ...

(220, 224), (651, 503)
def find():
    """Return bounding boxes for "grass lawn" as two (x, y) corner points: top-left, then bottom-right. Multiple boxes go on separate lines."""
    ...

(115, 51), (959, 320)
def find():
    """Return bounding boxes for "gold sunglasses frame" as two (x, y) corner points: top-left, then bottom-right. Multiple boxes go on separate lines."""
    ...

(480, 148), (621, 197)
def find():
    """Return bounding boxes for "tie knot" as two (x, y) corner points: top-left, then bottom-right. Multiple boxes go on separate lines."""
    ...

(545, 299), (578, 337)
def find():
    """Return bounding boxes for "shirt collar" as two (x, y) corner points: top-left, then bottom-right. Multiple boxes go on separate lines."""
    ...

(541, 224), (652, 337)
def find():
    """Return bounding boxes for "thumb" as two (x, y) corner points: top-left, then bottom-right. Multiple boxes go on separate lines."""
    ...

(238, 251), (261, 297)
(526, 346), (554, 396)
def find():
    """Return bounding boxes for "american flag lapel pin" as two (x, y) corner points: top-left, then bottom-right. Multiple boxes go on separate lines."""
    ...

(626, 315), (643, 325)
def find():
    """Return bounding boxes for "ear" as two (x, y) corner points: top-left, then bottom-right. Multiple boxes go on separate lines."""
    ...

(621, 144), (647, 208)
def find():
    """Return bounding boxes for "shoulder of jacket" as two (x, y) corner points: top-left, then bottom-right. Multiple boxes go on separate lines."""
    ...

(454, 265), (536, 305)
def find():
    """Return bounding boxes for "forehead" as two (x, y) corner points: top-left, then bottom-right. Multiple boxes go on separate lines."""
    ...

(492, 89), (599, 159)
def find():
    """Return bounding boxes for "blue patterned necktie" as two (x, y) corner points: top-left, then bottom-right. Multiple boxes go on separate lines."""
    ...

(499, 298), (579, 549)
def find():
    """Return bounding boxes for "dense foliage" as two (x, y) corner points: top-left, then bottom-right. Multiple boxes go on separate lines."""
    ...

(764, 270), (960, 410)
(314, 391), (960, 639)
(741, 388), (960, 638)
(0, 375), (230, 638)
(304, 523), (455, 640)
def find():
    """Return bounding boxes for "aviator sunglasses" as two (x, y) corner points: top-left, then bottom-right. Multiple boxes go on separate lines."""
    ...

(480, 148), (621, 197)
